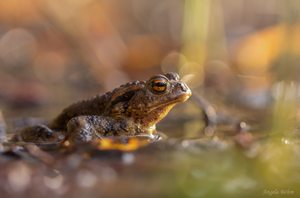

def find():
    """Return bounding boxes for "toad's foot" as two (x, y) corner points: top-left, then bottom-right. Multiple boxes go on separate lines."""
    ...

(11, 124), (64, 143)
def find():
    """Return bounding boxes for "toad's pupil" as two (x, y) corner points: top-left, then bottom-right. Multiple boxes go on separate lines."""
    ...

(153, 81), (166, 87)
(152, 80), (167, 92)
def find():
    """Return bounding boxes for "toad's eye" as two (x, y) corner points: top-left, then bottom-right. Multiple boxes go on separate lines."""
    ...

(150, 78), (168, 94)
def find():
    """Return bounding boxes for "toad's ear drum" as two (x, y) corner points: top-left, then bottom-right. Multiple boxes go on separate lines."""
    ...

(151, 78), (168, 94)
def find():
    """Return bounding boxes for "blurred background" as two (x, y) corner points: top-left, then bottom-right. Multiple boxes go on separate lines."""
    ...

(1, 1), (300, 197)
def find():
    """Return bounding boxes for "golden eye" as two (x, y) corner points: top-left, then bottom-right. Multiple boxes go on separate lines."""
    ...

(150, 78), (168, 94)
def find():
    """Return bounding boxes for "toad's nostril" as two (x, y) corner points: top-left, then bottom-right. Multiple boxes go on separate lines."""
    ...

(177, 82), (188, 92)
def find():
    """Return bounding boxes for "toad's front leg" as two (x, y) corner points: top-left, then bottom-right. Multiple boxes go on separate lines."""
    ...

(66, 115), (139, 144)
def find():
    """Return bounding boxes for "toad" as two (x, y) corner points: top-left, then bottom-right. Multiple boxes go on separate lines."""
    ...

(12, 72), (192, 144)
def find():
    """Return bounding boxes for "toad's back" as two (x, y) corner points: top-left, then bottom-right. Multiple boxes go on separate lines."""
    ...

(49, 80), (146, 131)
(49, 93), (111, 130)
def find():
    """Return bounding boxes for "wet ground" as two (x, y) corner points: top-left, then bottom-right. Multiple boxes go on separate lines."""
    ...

(1, 118), (299, 198)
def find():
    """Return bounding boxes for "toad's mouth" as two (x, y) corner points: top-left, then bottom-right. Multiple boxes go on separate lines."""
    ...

(148, 91), (192, 112)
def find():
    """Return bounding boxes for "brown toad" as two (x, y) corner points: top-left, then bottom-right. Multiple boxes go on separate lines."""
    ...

(13, 72), (191, 144)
